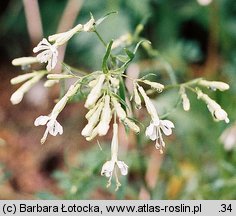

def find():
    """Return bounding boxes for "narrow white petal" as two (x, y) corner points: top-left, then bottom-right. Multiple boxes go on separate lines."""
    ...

(101, 160), (115, 177)
(117, 161), (128, 176)
(34, 115), (50, 126)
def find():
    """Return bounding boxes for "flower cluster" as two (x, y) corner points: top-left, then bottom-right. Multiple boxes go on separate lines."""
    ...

(10, 12), (230, 190)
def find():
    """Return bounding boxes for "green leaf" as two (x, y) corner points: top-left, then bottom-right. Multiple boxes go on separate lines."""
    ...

(118, 76), (127, 112)
(102, 40), (113, 74)
(140, 73), (158, 80)
(95, 11), (118, 26)
(121, 40), (150, 69)
(116, 55), (130, 63)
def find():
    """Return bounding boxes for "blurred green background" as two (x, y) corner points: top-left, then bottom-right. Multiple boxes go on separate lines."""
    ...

(0, 0), (235, 199)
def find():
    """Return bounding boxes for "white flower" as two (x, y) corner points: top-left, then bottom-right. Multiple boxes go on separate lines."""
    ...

(101, 123), (128, 191)
(146, 119), (175, 154)
(34, 115), (63, 144)
(33, 38), (58, 71)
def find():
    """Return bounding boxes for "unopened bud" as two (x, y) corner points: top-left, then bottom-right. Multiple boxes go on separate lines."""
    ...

(133, 84), (141, 109)
(10, 72), (37, 85)
(198, 80), (229, 91)
(124, 118), (140, 133)
(111, 97), (126, 121)
(98, 95), (112, 136)
(12, 57), (38, 66)
(82, 101), (104, 137)
(44, 80), (59, 87)
(142, 80), (164, 92)
(179, 87), (190, 111)
(85, 74), (105, 108)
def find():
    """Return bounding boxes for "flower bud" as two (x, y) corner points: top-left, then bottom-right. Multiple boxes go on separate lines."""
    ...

(12, 57), (38, 66)
(10, 72), (45, 105)
(98, 95), (112, 136)
(85, 74), (105, 108)
(82, 101), (104, 137)
(197, 89), (229, 123)
(47, 74), (74, 80)
(138, 86), (159, 121)
(10, 90), (24, 105)
(133, 84), (141, 109)
(111, 97), (126, 121)
(10, 72), (37, 85)
(86, 126), (98, 141)
(44, 80), (59, 88)
(179, 87), (190, 111)
(83, 16), (95, 32)
(124, 118), (140, 133)
(49, 24), (83, 46)
(110, 76), (120, 88)
(198, 80), (229, 91)
(88, 79), (98, 88)
(142, 80), (164, 92)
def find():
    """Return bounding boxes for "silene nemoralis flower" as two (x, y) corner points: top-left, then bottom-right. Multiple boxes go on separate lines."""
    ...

(101, 123), (128, 191)
(33, 38), (58, 71)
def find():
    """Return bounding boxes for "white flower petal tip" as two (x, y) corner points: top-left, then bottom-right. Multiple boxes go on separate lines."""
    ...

(116, 161), (129, 176)
(34, 115), (63, 144)
(33, 38), (58, 71)
(101, 161), (115, 178)
(10, 91), (24, 105)
(34, 115), (50, 126)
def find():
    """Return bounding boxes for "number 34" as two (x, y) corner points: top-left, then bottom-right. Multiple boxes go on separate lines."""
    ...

(220, 204), (232, 212)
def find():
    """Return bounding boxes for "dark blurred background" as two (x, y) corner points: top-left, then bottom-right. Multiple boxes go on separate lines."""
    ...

(0, 0), (236, 199)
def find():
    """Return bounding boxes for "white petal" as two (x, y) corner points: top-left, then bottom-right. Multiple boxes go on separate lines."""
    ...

(160, 120), (174, 136)
(145, 123), (157, 141)
(47, 120), (63, 136)
(117, 161), (128, 176)
(10, 90), (24, 105)
(101, 160), (115, 177)
(34, 115), (50, 126)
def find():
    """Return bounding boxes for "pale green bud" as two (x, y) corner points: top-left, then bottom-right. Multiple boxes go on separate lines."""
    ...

(198, 80), (229, 91)
(85, 74), (105, 108)
(197, 89), (229, 123)
(82, 101), (104, 137)
(111, 97), (127, 121)
(133, 84), (141, 109)
(12, 57), (38, 66)
(10, 72), (45, 105)
(44, 80), (59, 88)
(48, 24), (83, 46)
(179, 87), (190, 111)
(10, 72), (38, 85)
(124, 118), (140, 133)
(98, 95), (112, 136)
(142, 80), (164, 92)
(138, 86), (159, 121)
(47, 74), (74, 80)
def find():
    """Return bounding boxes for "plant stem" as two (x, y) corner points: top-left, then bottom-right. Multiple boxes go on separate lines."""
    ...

(94, 30), (107, 47)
